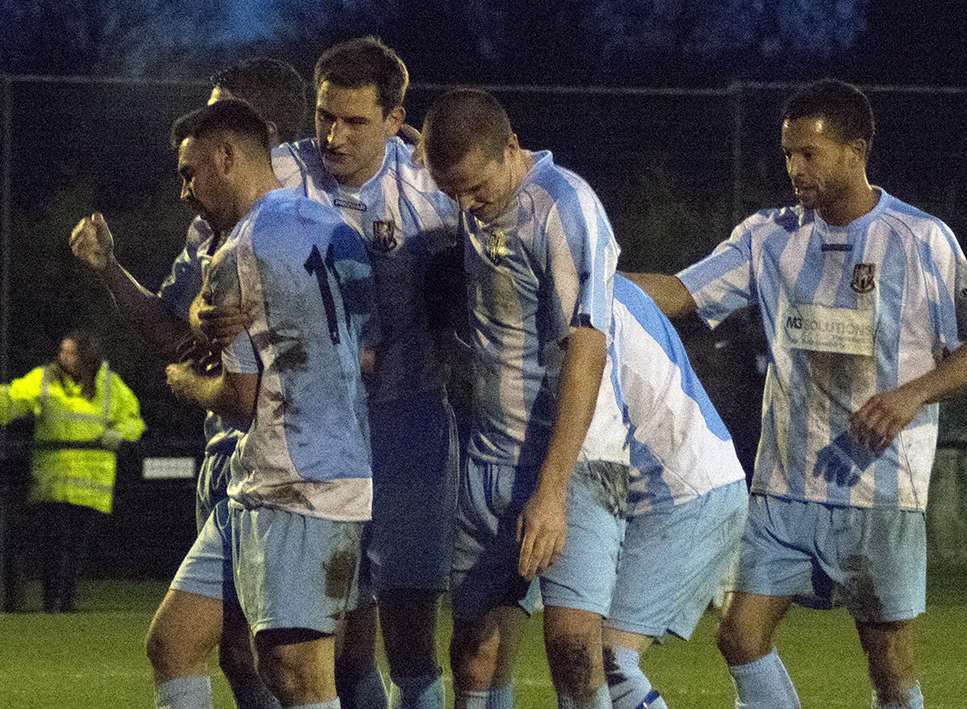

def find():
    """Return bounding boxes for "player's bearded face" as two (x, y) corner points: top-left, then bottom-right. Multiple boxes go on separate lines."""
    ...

(314, 81), (403, 188)
(782, 117), (854, 214)
(177, 137), (233, 231)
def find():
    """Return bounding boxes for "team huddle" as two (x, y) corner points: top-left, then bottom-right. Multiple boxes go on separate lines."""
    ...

(68, 36), (966, 709)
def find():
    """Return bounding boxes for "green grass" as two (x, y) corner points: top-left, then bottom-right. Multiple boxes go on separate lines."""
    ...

(1, 569), (966, 708)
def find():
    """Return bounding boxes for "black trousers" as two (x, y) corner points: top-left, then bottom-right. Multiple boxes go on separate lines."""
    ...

(8, 501), (102, 612)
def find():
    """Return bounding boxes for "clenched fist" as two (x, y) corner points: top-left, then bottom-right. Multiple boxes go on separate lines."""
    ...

(70, 212), (114, 272)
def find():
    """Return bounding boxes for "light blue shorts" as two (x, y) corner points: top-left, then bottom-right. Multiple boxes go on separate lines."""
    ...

(539, 461), (628, 617)
(229, 504), (364, 635)
(171, 497), (236, 604)
(607, 480), (748, 639)
(195, 450), (232, 533)
(732, 493), (927, 622)
(367, 389), (458, 594)
(450, 458), (624, 621)
(450, 458), (541, 620)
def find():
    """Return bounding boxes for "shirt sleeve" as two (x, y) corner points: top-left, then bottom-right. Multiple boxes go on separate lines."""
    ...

(922, 219), (967, 351)
(677, 221), (756, 329)
(0, 367), (44, 424)
(107, 373), (146, 442)
(540, 184), (619, 341)
(157, 217), (215, 320)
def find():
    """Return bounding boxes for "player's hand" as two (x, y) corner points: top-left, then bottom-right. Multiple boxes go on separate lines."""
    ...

(516, 484), (567, 579)
(850, 384), (924, 452)
(165, 361), (195, 401)
(69, 212), (114, 272)
(196, 303), (249, 349)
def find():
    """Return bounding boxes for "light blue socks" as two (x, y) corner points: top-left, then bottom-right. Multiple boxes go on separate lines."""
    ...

(395, 673), (444, 709)
(872, 682), (924, 709)
(337, 664), (387, 709)
(155, 675), (213, 709)
(729, 649), (801, 708)
(604, 646), (667, 708)
(455, 683), (513, 709)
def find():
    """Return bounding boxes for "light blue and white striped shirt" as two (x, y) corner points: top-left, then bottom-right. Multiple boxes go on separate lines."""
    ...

(273, 137), (459, 404)
(217, 189), (373, 521)
(679, 189), (967, 511)
(583, 275), (746, 515)
(157, 216), (241, 456)
(465, 150), (619, 468)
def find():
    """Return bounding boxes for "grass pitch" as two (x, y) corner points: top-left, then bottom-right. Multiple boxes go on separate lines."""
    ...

(1, 568), (965, 707)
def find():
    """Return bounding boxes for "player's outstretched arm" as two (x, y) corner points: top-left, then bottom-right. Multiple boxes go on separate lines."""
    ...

(516, 325), (607, 579)
(70, 212), (189, 355)
(620, 272), (697, 319)
(851, 342), (967, 452)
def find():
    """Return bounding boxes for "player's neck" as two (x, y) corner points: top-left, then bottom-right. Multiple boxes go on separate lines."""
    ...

(236, 170), (283, 221)
(819, 180), (877, 227)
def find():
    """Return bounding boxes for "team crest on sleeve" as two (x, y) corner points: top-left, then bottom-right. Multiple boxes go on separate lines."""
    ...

(371, 220), (399, 253)
(487, 229), (508, 265)
(850, 263), (876, 294)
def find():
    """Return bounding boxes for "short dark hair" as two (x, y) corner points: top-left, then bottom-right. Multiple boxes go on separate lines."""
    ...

(313, 36), (408, 115)
(781, 79), (876, 157)
(170, 99), (270, 157)
(422, 89), (512, 172)
(209, 57), (307, 143)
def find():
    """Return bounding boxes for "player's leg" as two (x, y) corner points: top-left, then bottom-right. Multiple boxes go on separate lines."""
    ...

(146, 503), (235, 709)
(220, 597), (282, 709)
(840, 506), (926, 709)
(146, 589), (222, 709)
(450, 604), (529, 708)
(717, 494), (820, 709)
(449, 458), (540, 707)
(379, 590), (443, 705)
(254, 629), (339, 707)
(335, 602), (388, 709)
(856, 620), (922, 708)
(540, 462), (626, 709)
(197, 454), (280, 708)
(232, 506), (364, 707)
(602, 629), (663, 709)
(369, 391), (458, 708)
(605, 480), (748, 709)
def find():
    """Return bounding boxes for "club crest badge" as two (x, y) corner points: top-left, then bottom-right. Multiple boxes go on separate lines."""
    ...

(851, 263), (876, 294)
(371, 220), (398, 253)
(487, 229), (507, 265)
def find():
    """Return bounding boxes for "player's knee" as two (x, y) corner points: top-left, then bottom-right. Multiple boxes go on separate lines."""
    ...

(862, 627), (916, 700)
(546, 632), (601, 697)
(716, 614), (766, 665)
(257, 652), (312, 702)
(450, 632), (500, 690)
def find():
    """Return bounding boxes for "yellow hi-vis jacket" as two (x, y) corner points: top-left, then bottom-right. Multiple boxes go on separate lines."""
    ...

(0, 362), (146, 514)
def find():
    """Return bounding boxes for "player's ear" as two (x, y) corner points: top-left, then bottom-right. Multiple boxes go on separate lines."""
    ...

(385, 105), (405, 135)
(215, 139), (236, 176)
(848, 137), (867, 166)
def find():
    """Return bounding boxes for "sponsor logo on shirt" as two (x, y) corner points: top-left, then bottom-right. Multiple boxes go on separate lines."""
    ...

(851, 263), (876, 294)
(371, 220), (399, 253)
(487, 229), (507, 265)
(334, 197), (367, 212)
